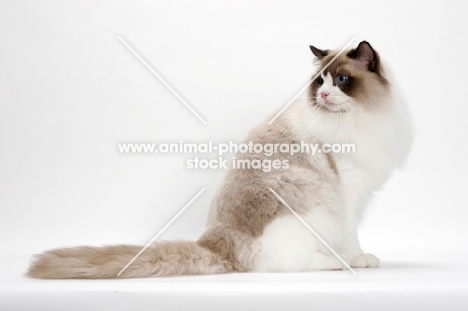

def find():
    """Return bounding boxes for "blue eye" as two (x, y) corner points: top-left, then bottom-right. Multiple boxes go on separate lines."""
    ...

(336, 74), (348, 84)
(317, 76), (324, 84)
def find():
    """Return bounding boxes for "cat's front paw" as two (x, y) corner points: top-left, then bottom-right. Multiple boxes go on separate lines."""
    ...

(350, 253), (380, 268)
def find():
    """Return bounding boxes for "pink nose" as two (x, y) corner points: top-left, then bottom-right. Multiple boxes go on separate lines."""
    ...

(320, 92), (329, 99)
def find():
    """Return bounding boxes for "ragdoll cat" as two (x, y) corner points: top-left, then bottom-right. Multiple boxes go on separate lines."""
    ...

(28, 41), (412, 278)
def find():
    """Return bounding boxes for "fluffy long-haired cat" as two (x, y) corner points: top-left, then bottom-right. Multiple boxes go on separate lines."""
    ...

(28, 41), (412, 279)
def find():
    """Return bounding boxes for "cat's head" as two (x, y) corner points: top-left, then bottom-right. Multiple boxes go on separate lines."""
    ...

(309, 41), (389, 113)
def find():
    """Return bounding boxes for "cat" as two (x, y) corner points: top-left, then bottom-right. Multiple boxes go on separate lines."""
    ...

(27, 41), (412, 278)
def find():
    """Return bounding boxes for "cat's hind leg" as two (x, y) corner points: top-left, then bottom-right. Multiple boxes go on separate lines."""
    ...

(309, 252), (350, 271)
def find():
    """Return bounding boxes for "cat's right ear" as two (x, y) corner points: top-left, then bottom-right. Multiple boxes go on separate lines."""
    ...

(309, 45), (328, 60)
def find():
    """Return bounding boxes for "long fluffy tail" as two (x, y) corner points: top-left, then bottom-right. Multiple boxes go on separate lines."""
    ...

(27, 241), (230, 279)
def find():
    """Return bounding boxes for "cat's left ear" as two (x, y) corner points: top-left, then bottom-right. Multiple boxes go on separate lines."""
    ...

(348, 41), (379, 72)
(309, 45), (328, 60)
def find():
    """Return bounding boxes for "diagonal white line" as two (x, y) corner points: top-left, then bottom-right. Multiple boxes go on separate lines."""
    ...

(268, 188), (357, 275)
(117, 187), (206, 276)
(118, 36), (207, 125)
(268, 37), (356, 124)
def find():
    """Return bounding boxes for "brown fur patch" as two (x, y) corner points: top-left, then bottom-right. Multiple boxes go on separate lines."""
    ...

(325, 152), (338, 176)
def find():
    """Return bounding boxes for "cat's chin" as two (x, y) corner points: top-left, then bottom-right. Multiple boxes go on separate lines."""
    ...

(316, 101), (347, 113)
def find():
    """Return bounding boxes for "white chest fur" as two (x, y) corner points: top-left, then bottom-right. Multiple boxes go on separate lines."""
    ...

(333, 131), (397, 217)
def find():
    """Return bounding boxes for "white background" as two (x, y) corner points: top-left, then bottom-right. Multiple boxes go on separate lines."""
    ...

(1, 0), (467, 263)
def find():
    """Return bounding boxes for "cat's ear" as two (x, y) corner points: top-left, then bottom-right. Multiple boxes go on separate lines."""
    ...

(309, 45), (328, 60)
(347, 41), (379, 72)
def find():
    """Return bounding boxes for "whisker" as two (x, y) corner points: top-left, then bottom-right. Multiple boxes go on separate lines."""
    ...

(339, 106), (343, 127)
(310, 102), (322, 119)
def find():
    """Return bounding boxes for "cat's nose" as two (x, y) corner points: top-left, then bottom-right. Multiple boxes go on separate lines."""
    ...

(320, 92), (329, 99)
